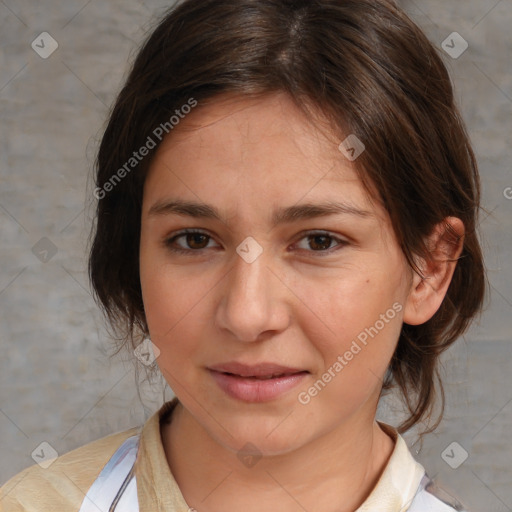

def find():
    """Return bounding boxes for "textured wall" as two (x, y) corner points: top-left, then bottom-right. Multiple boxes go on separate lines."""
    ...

(0, 1), (511, 511)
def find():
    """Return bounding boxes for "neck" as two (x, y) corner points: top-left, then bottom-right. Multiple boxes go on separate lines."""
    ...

(161, 401), (395, 512)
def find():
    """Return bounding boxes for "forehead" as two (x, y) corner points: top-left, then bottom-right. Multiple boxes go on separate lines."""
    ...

(143, 92), (383, 220)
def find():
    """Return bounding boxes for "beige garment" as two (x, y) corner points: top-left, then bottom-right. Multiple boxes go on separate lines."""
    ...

(0, 427), (140, 511)
(0, 397), (425, 511)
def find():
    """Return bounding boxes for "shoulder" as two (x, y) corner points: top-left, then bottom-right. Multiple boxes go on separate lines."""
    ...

(407, 474), (470, 512)
(0, 427), (140, 512)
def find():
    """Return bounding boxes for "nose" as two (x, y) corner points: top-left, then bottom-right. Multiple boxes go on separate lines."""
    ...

(215, 244), (290, 343)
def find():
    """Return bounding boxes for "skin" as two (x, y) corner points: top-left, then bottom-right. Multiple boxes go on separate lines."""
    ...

(139, 92), (464, 512)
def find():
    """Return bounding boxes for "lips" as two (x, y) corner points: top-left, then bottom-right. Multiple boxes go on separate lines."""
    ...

(208, 362), (309, 402)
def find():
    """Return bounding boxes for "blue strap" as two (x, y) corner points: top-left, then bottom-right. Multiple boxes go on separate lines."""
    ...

(79, 434), (140, 512)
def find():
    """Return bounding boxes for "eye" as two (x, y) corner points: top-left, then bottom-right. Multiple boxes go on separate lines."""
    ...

(164, 229), (218, 254)
(292, 231), (348, 255)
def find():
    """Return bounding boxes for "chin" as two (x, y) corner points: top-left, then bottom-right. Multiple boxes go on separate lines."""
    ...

(208, 414), (308, 458)
(228, 433), (305, 459)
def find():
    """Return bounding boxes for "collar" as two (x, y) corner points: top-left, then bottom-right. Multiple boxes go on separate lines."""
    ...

(356, 421), (425, 511)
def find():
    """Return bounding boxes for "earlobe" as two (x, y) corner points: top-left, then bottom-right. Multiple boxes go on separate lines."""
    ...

(403, 217), (465, 326)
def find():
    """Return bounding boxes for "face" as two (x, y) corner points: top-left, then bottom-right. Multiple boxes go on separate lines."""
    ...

(139, 92), (414, 456)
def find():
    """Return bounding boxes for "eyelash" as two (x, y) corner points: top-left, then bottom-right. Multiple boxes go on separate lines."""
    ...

(163, 229), (349, 257)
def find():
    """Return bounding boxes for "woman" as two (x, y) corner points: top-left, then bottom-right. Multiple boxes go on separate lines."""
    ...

(0, 0), (485, 510)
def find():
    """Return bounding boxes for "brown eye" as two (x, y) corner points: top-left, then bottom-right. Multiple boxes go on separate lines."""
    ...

(307, 234), (334, 251)
(184, 233), (210, 249)
(164, 230), (217, 254)
(294, 231), (348, 255)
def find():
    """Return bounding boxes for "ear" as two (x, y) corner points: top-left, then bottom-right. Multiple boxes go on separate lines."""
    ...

(403, 217), (465, 326)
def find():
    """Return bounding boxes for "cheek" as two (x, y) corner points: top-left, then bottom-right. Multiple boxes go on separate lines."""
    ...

(139, 254), (217, 383)
(300, 263), (405, 349)
(139, 240), (183, 341)
(139, 233), (203, 336)
(141, 273), (200, 385)
(142, 270), (199, 340)
(296, 262), (406, 401)
(300, 301), (403, 420)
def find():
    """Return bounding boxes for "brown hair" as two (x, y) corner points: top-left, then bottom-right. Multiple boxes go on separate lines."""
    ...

(88, 0), (486, 434)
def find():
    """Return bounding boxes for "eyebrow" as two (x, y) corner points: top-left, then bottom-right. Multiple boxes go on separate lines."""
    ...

(147, 199), (373, 226)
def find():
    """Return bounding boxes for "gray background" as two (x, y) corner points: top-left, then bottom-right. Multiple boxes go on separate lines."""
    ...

(0, 0), (511, 510)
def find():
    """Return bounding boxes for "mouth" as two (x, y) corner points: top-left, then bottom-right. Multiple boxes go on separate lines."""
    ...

(208, 362), (309, 402)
